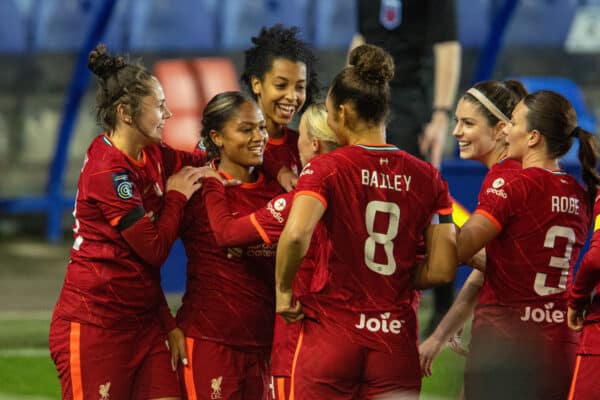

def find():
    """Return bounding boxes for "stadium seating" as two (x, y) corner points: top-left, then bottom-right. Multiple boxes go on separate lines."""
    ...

(503, 0), (578, 47)
(517, 76), (597, 163)
(155, 57), (240, 152)
(312, 0), (357, 49)
(220, 0), (311, 50)
(31, 0), (128, 52)
(129, 0), (218, 52)
(457, 0), (491, 48)
(0, 0), (28, 53)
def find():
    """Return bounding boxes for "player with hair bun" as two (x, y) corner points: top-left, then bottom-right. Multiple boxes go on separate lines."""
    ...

(242, 24), (319, 192)
(49, 44), (214, 400)
(275, 44), (458, 399)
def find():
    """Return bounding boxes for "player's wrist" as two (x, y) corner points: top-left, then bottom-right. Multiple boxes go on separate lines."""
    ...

(432, 107), (452, 119)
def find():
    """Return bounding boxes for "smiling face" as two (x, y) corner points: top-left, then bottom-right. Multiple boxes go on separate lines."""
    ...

(251, 58), (307, 136)
(452, 98), (502, 165)
(504, 101), (532, 161)
(211, 100), (268, 167)
(133, 78), (172, 144)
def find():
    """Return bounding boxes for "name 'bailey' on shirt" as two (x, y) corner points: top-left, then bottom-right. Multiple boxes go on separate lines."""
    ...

(361, 169), (412, 192)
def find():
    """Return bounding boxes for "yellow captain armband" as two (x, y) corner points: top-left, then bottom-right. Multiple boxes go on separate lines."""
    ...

(594, 214), (600, 232)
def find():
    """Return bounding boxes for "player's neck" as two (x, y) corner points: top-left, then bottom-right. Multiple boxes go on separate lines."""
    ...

(521, 151), (559, 171)
(482, 146), (508, 169)
(218, 159), (256, 183)
(267, 120), (285, 140)
(348, 124), (386, 146)
(108, 129), (145, 160)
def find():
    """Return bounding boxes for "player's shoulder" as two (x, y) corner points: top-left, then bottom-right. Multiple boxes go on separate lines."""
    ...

(85, 134), (131, 172)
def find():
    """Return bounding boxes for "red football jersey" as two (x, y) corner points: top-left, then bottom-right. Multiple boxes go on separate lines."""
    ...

(476, 158), (521, 307)
(474, 167), (590, 343)
(262, 127), (302, 181)
(53, 134), (205, 330)
(177, 170), (285, 347)
(293, 144), (453, 352)
(570, 194), (600, 354)
(200, 180), (327, 374)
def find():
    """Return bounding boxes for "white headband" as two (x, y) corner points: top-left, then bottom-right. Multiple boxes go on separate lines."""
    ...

(467, 88), (510, 123)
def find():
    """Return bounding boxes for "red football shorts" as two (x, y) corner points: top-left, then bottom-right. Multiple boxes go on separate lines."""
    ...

(568, 354), (600, 400)
(465, 324), (576, 400)
(290, 318), (420, 400)
(181, 337), (270, 400)
(49, 317), (179, 400)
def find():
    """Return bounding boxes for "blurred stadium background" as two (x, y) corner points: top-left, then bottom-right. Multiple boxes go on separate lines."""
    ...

(1, 0), (600, 398)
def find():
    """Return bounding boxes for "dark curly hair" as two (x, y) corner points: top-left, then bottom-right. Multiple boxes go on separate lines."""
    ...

(241, 25), (319, 113)
(88, 44), (155, 131)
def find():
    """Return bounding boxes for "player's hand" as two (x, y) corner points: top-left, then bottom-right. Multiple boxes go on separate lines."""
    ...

(447, 329), (468, 356)
(166, 327), (188, 371)
(166, 166), (206, 200)
(276, 288), (304, 323)
(567, 307), (585, 331)
(419, 111), (449, 170)
(419, 334), (444, 377)
(277, 166), (298, 192)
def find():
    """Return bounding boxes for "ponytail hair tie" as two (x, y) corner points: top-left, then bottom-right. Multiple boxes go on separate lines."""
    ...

(570, 126), (581, 138)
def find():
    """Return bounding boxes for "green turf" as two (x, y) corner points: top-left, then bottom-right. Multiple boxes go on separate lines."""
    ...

(0, 302), (466, 399)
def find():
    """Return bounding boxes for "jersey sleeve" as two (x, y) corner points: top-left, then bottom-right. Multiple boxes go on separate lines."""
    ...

(427, 0), (458, 44)
(569, 197), (600, 310)
(86, 161), (188, 268)
(250, 191), (295, 244)
(160, 144), (207, 176)
(474, 174), (526, 231)
(293, 156), (335, 209)
(201, 178), (264, 247)
(430, 170), (453, 224)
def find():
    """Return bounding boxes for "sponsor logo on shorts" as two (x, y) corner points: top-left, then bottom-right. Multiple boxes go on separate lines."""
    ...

(355, 312), (404, 334)
(520, 302), (565, 323)
(211, 376), (223, 399)
(99, 382), (111, 400)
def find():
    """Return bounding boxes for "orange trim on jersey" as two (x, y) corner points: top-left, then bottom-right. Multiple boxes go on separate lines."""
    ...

(289, 323), (305, 400)
(568, 355), (582, 400)
(294, 190), (327, 209)
(474, 209), (502, 232)
(437, 207), (453, 215)
(250, 213), (272, 245)
(356, 143), (396, 147)
(103, 134), (147, 167)
(109, 215), (122, 227)
(183, 337), (198, 400)
(268, 131), (288, 145)
(215, 166), (265, 189)
(69, 322), (83, 400)
(277, 377), (286, 400)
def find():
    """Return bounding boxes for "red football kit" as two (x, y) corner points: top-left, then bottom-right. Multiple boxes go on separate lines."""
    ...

(49, 134), (205, 399)
(262, 127), (302, 181)
(201, 180), (328, 400)
(568, 193), (600, 399)
(288, 144), (453, 399)
(467, 166), (589, 400)
(177, 167), (284, 400)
